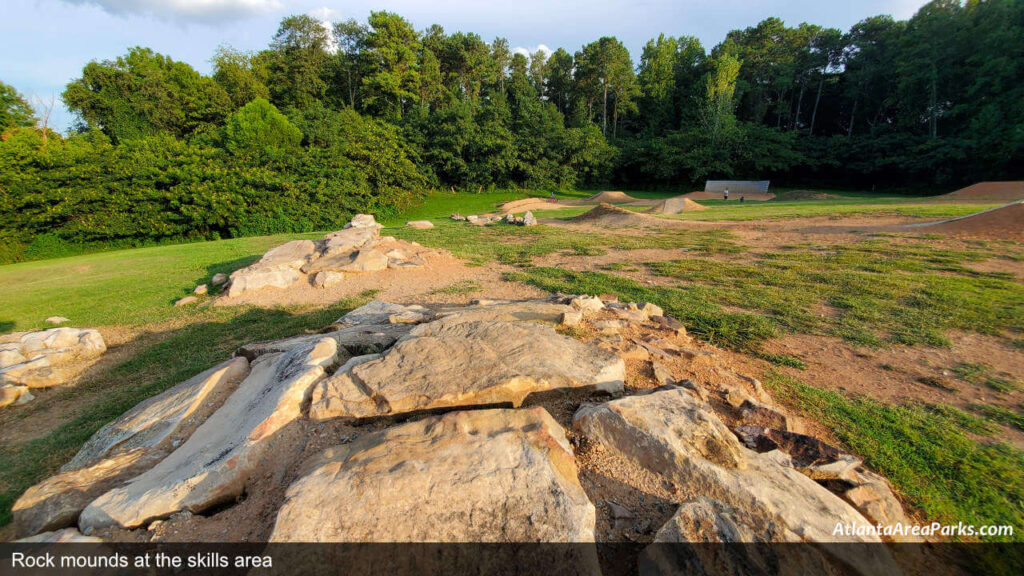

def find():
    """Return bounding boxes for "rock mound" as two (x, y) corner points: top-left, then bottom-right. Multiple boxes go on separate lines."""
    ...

(941, 181), (1024, 201)
(0, 327), (106, 407)
(14, 296), (913, 570)
(224, 215), (447, 298)
(908, 200), (1024, 239)
(647, 196), (708, 214)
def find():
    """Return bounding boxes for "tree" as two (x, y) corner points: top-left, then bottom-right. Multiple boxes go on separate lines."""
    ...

(63, 47), (231, 142)
(575, 37), (634, 136)
(360, 11), (421, 119)
(223, 98), (302, 162)
(545, 48), (574, 114)
(701, 53), (741, 145)
(492, 38), (511, 93)
(638, 35), (678, 132)
(0, 81), (37, 129)
(330, 19), (369, 109)
(265, 15), (332, 110)
(212, 46), (270, 109)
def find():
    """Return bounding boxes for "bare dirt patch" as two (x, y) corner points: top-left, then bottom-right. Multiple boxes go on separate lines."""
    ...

(940, 181), (1024, 202)
(907, 201), (1024, 240)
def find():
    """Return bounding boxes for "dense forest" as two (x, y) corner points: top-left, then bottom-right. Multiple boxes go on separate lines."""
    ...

(1, 0), (1021, 261)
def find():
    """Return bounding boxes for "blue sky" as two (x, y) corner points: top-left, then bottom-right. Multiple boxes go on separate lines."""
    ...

(2, 0), (929, 131)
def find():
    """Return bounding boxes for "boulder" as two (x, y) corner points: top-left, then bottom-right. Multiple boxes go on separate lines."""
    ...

(257, 240), (318, 268)
(312, 270), (346, 289)
(13, 448), (166, 538)
(570, 295), (605, 315)
(321, 227), (378, 257)
(16, 528), (103, 543)
(405, 220), (434, 229)
(343, 214), (382, 229)
(573, 387), (898, 575)
(522, 211), (537, 226)
(193, 284), (208, 295)
(19, 328), (105, 359)
(0, 347), (26, 369)
(45, 316), (70, 325)
(270, 407), (596, 543)
(1, 384), (32, 407)
(226, 266), (301, 297)
(63, 357), (250, 471)
(0, 356), (63, 388)
(303, 249), (388, 274)
(79, 339), (337, 531)
(310, 319), (625, 421)
(737, 399), (790, 430)
(651, 315), (687, 336)
(336, 300), (429, 327)
(560, 310), (583, 327)
(173, 296), (197, 307)
(211, 273), (228, 286)
(236, 323), (411, 361)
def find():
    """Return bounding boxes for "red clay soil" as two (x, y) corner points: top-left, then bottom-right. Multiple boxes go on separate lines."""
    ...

(569, 203), (678, 228)
(909, 200), (1024, 239)
(941, 181), (1024, 201)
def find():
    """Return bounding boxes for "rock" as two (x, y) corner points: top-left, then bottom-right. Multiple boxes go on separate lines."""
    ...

(211, 273), (228, 286)
(405, 220), (434, 229)
(226, 266), (301, 297)
(344, 214), (381, 229)
(560, 311), (583, 327)
(387, 256), (426, 269)
(594, 319), (625, 335)
(45, 316), (70, 325)
(651, 315), (686, 336)
(843, 474), (914, 537)
(732, 426), (844, 469)
(575, 387), (746, 470)
(573, 388), (897, 573)
(651, 360), (675, 386)
(522, 211), (537, 226)
(641, 497), (839, 576)
(0, 356), (63, 388)
(312, 270), (346, 289)
(433, 299), (571, 326)
(320, 227), (378, 257)
(677, 378), (709, 401)
(193, 284), (208, 295)
(16, 528), (103, 543)
(0, 347), (27, 369)
(310, 318), (625, 421)
(636, 302), (664, 318)
(13, 448), (166, 538)
(20, 328), (105, 359)
(79, 339), (337, 531)
(336, 300), (428, 327)
(450, 213), (466, 221)
(303, 249), (388, 274)
(570, 295), (604, 315)
(236, 324), (411, 362)
(270, 407), (596, 544)
(173, 296), (198, 307)
(257, 240), (319, 268)
(64, 357), (250, 471)
(737, 399), (790, 430)
(1, 384), (31, 407)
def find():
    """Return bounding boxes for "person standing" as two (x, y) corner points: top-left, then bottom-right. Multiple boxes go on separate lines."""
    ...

(724, 188), (729, 201)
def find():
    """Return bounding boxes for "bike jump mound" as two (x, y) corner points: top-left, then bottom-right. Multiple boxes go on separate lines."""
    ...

(647, 196), (708, 214)
(941, 181), (1024, 202)
(569, 203), (668, 227)
(909, 200), (1024, 239)
(584, 191), (642, 204)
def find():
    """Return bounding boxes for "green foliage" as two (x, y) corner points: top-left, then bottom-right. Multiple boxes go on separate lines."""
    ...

(223, 98), (302, 161)
(0, 80), (36, 129)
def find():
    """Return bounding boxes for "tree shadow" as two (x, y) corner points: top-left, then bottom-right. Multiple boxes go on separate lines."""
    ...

(0, 320), (14, 335)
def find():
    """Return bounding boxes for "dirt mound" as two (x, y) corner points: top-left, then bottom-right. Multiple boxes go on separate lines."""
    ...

(911, 200), (1024, 239)
(499, 198), (570, 213)
(569, 203), (667, 227)
(585, 191), (641, 204)
(647, 196), (708, 214)
(684, 191), (775, 202)
(777, 190), (841, 200)
(941, 181), (1024, 201)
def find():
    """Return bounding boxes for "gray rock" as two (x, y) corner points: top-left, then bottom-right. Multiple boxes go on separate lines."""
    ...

(45, 316), (70, 325)
(211, 273), (228, 286)
(174, 296), (198, 307)
(405, 220), (434, 229)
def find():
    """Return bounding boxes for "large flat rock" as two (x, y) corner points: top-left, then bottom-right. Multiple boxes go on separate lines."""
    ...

(225, 266), (302, 297)
(63, 358), (250, 472)
(79, 338), (337, 531)
(13, 449), (166, 538)
(270, 407), (596, 543)
(573, 387), (898, 575)
(309, 319), (625, 421)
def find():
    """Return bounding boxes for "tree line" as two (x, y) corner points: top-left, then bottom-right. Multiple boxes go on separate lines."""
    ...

(1, 0), (1021, 260)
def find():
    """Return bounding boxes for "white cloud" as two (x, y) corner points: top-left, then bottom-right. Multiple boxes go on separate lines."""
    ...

(308, 7), (340, 52)
(60, 0), (284, 23)
(513, 43), (552, 58)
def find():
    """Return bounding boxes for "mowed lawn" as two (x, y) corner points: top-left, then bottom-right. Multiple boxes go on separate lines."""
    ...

(1, 190), (1023, 543)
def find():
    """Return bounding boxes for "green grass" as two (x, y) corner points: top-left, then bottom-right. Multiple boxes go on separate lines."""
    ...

(0, 297), (368, 528)
(764, 371), (1024, 544)
(662, 199), (1001, 222)
(0, 232), (321, 332)
(969, 404), (1024, 432)
(954, 363), (1021, 393)
(431, 280), (482, 295)
(378, 189), (529, 225)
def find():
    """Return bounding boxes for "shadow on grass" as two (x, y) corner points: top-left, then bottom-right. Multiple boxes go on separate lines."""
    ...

(0, 298), (365, 530)
(0, 321), (14, 335)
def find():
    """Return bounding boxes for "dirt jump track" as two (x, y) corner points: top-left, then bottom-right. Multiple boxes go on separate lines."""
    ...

(567, 203), (686, 228)
(647, 196), (708, 214)
(940, 181), (1024, 201)
(907, 200), (1024, 239)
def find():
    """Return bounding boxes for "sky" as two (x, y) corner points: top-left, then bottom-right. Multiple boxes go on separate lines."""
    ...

(1, 0), (930, 132)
